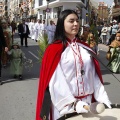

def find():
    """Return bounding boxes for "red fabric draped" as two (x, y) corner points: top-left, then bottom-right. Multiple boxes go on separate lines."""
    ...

(36, 40), (103, 120)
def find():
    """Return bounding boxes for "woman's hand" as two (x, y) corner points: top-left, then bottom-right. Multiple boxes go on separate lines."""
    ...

(75, 101), (89, 113)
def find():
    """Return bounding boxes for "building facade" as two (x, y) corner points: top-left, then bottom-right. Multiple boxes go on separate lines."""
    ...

(4, 0), (91, 24)
(35, 0), (89, 25)
(0, 1), (4, 17)
(97, 2), (109, 23)
(109, 0), (120, 22)
(0, 0), (8, 19)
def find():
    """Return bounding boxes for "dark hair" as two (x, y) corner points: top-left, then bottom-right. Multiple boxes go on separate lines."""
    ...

(53, 9), (79, 45)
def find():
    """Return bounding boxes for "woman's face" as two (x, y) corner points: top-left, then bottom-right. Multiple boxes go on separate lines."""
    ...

(64, 13), (80, 39)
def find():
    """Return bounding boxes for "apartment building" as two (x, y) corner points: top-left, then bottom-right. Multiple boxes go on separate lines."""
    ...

(35, 0), (89, 25)
(6, 0), (36, 22)
(97, 2), (109, 23)
(0, 0), (8, 18)
(109, 0), (120, 22)
(0, 1), (3, 17)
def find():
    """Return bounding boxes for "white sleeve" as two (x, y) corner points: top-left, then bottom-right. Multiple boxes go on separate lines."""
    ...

(49, 63), (76, 112)
(93, 65), (111, 105)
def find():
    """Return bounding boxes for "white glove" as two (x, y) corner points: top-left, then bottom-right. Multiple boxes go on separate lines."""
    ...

(75, 101), (89, 113)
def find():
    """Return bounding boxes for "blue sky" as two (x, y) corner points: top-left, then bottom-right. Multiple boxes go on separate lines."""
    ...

(99, 0), (114, 7)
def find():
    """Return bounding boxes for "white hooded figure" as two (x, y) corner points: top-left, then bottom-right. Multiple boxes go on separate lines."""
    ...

(34, 19), (42, 41)
(31, 20), (36, 40)
(29, 20), (34, 37)
(40, 20), (47, 37)
(47, 20), (56, 44)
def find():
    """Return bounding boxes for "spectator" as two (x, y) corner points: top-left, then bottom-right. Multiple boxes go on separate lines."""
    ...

(18, 19), (30, 47)
(86, 33), (99, 55)
(0, 24), (8, 85)
(1, 19), (12, 67)
(107, 32), (120, 73)
(101, 23), (108, 44)
(110, 20), (118, 44)
(11, 21), (16, 34)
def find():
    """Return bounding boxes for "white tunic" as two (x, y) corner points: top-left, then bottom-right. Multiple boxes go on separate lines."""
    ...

(40, 23), (47, 37)
(28, 22), (33, 37)
(49, 42), (111, 120)
(34, 23), (42, 40)
(47, 24), (56, 44)
(31, 23), (36, 40)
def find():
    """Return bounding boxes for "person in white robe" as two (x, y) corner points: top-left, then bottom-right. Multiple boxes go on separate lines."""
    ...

(29, 19), (34, 38)
(47, 20), (56, 44)
(36, 9), (112, 120)
(49, 10), (111, 120)
(34, 19), (42, 42)
(31, 20), (36, 40)
(40, 20), (47, 37)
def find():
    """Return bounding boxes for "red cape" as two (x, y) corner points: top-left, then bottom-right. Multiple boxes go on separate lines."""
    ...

(36, 40), (103, 120)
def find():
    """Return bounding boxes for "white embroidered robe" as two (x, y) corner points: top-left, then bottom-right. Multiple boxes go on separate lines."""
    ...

(49, 42), (111, 120)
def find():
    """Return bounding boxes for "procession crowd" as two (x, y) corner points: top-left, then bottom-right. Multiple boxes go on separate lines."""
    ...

(0, 18), (56, 84)
(0, 15), (120, 86)
(0, 9), (120, 120)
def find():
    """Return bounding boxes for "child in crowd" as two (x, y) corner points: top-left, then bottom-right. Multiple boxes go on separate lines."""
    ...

(86, 33), (99, 55)
(107, 32), (120, 73)
(7, 41), (26, 80)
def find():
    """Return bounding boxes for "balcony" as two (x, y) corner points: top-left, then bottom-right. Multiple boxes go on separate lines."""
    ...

(38, 0), (85, 9)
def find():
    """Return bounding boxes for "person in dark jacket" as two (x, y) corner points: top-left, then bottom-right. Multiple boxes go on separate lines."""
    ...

(0, 25), (8, 85)
(18, 19), (30, 47)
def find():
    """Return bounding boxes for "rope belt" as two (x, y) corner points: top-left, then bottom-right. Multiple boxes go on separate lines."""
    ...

(75, 94), (91, 99)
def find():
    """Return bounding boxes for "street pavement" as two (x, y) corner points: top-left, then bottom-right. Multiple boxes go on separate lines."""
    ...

(0, 33), (120, 120)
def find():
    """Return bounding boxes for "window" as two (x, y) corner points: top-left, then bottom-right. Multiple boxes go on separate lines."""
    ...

(53, 6), (63, 18)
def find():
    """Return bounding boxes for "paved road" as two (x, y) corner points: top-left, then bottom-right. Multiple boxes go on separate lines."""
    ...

(0, 34), (120, 120)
